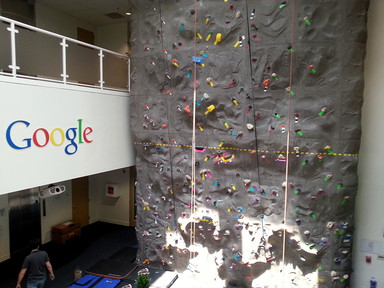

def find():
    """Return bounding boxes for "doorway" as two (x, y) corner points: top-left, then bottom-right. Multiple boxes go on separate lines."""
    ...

(77, 27), (94, 45)
(9, 188), (41, 256)
(72, 177), (89, 228)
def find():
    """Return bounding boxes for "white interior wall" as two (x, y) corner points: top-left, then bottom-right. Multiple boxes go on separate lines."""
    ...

(96, 23), (129, 55)
(35, 3), (95, 39)
(40, 180), (72, 244)
(0, 179), (72, 261)
(35, 2), (129, 53)
(352, 0), (384, 287)
(89, 168), (131, 226)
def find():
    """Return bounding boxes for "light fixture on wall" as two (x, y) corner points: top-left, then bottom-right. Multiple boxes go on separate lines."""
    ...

(126, 0), (131, 16)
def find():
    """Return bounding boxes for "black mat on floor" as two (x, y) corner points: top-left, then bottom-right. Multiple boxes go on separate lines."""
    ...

(109, 247), (138, 263)
(87, 260), (137, 280)
(86, 246), (138, 279)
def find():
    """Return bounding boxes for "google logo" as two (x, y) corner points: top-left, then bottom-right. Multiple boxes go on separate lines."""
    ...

(6, 119), (93, 155)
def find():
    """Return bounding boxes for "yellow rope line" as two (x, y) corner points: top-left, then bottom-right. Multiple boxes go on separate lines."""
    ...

(133, 143), (358, 157)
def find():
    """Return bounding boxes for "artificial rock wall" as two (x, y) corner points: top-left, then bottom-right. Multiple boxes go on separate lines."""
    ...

(129, 0), (369, 287)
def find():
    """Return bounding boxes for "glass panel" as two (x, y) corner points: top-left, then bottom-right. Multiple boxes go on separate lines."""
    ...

(67, 43), (99, 86)
(0, 21), (12, 73)
(16, 26), (62, 80)
(103, 53), (129, 90)
(0, 20), (129, 90)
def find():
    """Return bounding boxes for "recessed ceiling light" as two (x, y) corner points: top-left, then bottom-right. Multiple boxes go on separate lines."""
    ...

(126, 12), (131, 16)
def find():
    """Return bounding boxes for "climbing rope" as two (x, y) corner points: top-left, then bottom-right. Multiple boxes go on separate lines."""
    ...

(190, 0), (198, 264)
(245, 0), (262, 186)
(282, 0), (296, 285)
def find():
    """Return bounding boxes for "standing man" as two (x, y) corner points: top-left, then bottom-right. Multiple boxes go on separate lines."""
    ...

(16, 238), (55, 288)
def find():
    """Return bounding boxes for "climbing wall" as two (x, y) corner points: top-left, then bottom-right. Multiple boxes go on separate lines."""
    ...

(129, 0), (369, 287)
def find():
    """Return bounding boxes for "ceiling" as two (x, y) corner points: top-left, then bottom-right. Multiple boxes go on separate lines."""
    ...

(35, 0), (132, 26)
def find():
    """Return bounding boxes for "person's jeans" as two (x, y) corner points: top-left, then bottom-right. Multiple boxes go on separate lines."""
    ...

(27, 278), (46, 288)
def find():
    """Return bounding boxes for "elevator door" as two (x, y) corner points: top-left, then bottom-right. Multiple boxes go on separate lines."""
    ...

(9, 188), (41, 256)
(72, 177), (89, 228)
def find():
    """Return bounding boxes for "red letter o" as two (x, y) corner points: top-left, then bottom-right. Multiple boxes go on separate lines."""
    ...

(33, 128), (49, 147)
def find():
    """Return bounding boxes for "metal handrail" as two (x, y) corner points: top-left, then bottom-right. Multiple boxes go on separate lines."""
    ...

(0, 15), (130, 92)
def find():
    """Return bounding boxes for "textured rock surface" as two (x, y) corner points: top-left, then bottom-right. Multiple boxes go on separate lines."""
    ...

(129, 0), (369, 287)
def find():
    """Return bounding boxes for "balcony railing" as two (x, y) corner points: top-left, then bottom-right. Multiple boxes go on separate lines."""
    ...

(0, 16), (130, 92)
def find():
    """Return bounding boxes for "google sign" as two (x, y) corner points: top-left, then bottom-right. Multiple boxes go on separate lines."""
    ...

(6, 119), (93, 155)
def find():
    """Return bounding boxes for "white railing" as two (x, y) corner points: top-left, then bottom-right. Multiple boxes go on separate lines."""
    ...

(0, 16), (130, 92)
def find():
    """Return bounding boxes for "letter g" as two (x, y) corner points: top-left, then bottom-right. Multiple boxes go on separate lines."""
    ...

(6, 120), (31, 149)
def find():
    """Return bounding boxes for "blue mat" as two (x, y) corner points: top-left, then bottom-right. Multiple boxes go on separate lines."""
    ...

(69, 274), (120, 288)
(69, 274), (100, 287)
(93, 278), (120, 288)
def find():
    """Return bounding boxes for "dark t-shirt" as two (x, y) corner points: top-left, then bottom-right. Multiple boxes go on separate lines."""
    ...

(22, 250), (49, 281)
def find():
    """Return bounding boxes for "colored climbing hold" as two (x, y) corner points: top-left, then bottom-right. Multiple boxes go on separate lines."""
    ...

(184, 105), (192, 115)
(214, 33), (222, 45)
(206, 31), (213, 41)
(205, 105), (215, 114)
(196, 29), (202, 39)
(319, 107), (326, 116)
(263, 79), (270, 92)
(192, 56), (204, 64)
(295, 129), (303, 136)
(324, 174), (332, 181)
(324, 145), (334, 154)
(285, 87), (294, 95)
(234, 36), (245, 47)
(250, 8), (255, 20)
